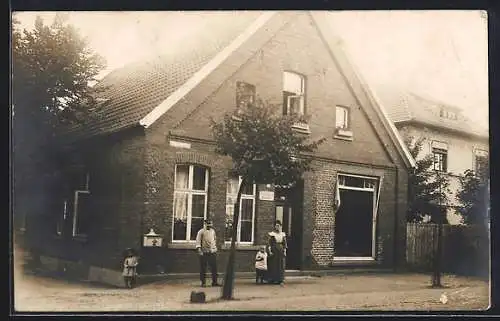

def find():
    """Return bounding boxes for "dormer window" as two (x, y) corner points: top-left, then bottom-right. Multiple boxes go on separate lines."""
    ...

(283, 71), (305, 116)
(439, 108), (457, 120)
(236, 81), (256, 111)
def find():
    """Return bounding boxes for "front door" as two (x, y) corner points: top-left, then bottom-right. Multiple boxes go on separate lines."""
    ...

(275, 181), (303, 270)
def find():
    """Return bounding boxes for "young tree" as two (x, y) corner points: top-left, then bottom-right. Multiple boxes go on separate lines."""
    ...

(404, 135), (450, 224)
(211, 100), (325, 300)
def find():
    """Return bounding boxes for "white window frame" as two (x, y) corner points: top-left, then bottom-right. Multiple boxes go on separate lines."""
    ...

(57, 200), (68, 236)
(432, 148), (448, 172)
(473, 149), (488, 174)
(335, 106), (349, 130)
(334, 173), (382, 261)
(72, 190), (90, 237)
(283, 71), (305, 116)
(172, 164), (209, 242)
(225, 176), (256, 245)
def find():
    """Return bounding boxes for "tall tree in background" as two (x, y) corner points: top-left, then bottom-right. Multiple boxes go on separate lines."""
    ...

(211, 99), (325, 300)
(12, 13), (106, 244)
(404, 135), (450, 223)
(456, 158), (490, 225)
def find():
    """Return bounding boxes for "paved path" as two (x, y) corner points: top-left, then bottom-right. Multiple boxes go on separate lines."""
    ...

(14, 268), (489, 312)
(12, 245), (489, 312)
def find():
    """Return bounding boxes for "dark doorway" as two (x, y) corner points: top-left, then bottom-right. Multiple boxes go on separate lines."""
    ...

(275, 181), (303, 270)
(334, 189), (374, 257)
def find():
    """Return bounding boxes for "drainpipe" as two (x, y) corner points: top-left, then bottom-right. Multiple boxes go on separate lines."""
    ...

(393, 167), (400, 271)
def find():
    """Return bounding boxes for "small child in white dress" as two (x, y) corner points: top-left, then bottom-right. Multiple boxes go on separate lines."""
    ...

(122, 248), (139, 289)
(255, 245), (268, 284)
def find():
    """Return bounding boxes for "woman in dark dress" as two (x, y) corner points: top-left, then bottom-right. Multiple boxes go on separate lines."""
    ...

(267, 220), (287, 285)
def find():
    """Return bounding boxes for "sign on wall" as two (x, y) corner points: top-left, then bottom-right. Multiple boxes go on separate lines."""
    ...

(258, 184), (275, 201)
(259, 191), (275, 201)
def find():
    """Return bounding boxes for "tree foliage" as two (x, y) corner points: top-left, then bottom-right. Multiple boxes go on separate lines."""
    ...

(404, 135), (450, 223)
(211, 99), (325, 300)
(210, 99), (325, 187)
(456, 159), (490, 225)
(12, 13), (106, 131)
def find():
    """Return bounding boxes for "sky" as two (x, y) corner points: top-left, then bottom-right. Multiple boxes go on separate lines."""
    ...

(12, 10), (489, 129)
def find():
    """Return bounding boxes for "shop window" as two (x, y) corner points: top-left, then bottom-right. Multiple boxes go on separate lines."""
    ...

(172, 164), (209, 241)
(225, 176), (256, 244)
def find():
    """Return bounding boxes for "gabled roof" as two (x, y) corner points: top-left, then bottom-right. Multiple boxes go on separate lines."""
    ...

(309, 12), (416, 168)
(65, 11), (416, 168)
(379, 90), (488, 139)
(65, 11), (264, 139)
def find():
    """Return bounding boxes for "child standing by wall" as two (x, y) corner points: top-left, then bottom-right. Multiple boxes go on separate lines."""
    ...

(123, 248), (139, 289)
(255, 245), (268, 284)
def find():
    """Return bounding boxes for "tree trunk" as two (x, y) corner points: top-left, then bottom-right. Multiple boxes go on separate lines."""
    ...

(221, 176), (247, 300)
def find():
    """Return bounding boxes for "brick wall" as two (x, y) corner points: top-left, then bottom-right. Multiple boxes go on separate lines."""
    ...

(302, 160), (399, 268)
(26, 128), (147, 271)
(139, 12), (409, 271)
(171, 12), (398, 168)
(137, 134), (277, 273)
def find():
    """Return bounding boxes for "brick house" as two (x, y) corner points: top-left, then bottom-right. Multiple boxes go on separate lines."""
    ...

(22, 11), (415, 284)
(380, 91), (489, 225)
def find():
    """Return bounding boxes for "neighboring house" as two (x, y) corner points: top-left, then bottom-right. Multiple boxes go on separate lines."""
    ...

(380, 91), (489, 225)
(20, 11), (416, 285)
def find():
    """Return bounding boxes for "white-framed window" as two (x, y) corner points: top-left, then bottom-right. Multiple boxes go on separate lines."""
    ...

(336, 106), (350, 130)
(439, 108), (458, 120)
(225, 176), (256, 244)
(72, 190), (91, 237)
(431, 141), (448, 172)
(71, 171), (90, 238)
(172, 164), (209, 242)
(474, 149), (488, 175)
(56, 200), (68, 236)
(432, 148), (448, 172)
(236, 81), (256, 110)
(283, 71), (305, 116)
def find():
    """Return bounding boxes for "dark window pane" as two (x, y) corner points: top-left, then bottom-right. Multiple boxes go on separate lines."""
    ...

(241, 199), (254, 221)
(236, 81), (256, 109)
(173, 219), (187, 240)
(192, 195), (206, 219)
(190, 217), (204, 241)
(344, 176), (364, 188)
(242, 182), (253, 195)
(193, 166), (206, 191)
(225, 205), (234, 241)
(240, 221), (252, 242)
(75, 192), (91, 235)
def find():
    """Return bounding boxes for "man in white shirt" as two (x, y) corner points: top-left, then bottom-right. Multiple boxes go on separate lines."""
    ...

(195, 219), (220, 287)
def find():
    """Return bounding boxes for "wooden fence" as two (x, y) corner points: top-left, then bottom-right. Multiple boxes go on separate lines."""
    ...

(406, 223), (489, 277)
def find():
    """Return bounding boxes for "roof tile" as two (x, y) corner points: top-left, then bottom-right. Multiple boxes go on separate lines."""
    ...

(64, 12), (262, 140)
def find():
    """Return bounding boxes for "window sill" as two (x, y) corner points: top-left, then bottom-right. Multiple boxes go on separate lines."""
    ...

(334, 129), (353, 141)
(168, 242), (197, 250)
(72, 234), (88, 243)
(291, 122), (311, 134)
(221, 243), (260, 251)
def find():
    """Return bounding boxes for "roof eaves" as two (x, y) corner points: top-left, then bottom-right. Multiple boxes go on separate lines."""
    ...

(138, 11), (276, 129)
